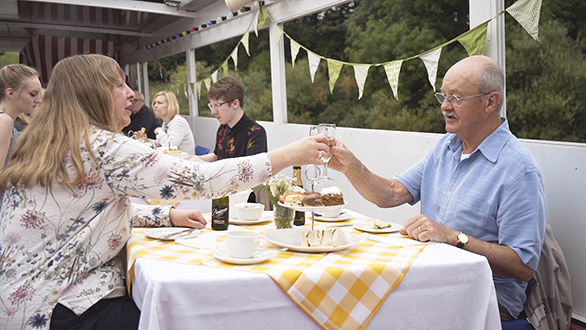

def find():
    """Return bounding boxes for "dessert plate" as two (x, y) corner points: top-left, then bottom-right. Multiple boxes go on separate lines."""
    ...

(264, 228), (359, 253)
(352, 221), (403, 234)
(211, 249), (275, 265)
(145, 227), (201, 240)
(229, 213), (273, 225)
(277, 201), (347, 213)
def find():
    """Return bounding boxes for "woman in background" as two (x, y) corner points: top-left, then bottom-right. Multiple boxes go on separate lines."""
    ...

(14, 88), (44, 132)
(0, 54), (329, 329)
(152, 90), (196, 154)
(0, 64), (42, 169)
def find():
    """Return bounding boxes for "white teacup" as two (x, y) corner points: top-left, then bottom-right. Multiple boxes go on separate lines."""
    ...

(226, 231), (267, 259)
(319, 205), (344, 218)
(229, 189), (253, 219)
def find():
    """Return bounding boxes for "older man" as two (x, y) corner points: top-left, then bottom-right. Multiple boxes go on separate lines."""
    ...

(329, 55), (547, 321)
(122, 90), (161, 139)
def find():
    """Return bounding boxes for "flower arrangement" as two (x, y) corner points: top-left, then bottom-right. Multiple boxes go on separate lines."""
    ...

(262, 174), (296, 229)
(263, 174), (295, 205)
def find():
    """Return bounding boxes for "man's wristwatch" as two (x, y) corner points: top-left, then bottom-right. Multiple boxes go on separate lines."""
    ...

(456, 231), (469, 248)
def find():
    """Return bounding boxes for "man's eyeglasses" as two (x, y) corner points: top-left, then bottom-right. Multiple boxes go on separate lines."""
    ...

(434, 93), (490, 108)
(207, 100), (233, 110)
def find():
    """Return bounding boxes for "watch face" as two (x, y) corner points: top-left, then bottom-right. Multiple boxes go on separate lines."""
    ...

(457, 232), (468, 247)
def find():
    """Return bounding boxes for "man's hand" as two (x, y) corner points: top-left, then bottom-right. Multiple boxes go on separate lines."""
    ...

(169, 208), (207, 229)
(399, 214), (458, 245)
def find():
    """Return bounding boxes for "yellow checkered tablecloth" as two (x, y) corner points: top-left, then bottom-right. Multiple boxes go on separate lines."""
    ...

(127, 220), (425, 330)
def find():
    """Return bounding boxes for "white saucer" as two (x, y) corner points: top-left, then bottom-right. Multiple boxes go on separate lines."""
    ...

(352, 220), (403, 233)
(314, 211), (352, 222)
(212, 249), (275, 264)
(145, 227), (201, 240)
(229, 213), (273, 225)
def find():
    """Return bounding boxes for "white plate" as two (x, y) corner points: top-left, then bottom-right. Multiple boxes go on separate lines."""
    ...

(212, 249), (275, 264)
(352, 221), (403, 234)
(264, 228), (360, 253)
(277, 201), (347, 213)
(229, 213), (273, 225)
(314, 211), (352, 222)
(145, 227), (201, 240)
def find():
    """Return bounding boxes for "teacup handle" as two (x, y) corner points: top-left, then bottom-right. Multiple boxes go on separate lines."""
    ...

(255, 239), (267, 255)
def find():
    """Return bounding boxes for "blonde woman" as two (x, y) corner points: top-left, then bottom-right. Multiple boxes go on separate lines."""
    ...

(0, 64), (42, 169)
(152, 91), (196, 154)
(0, 54), (328, 329)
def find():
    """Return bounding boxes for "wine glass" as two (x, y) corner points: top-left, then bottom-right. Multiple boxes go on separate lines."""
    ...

(319, 124), (336, 180)
(309, 124), (336, 181)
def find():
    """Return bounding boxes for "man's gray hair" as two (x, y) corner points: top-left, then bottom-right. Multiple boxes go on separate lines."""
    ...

(478, 61), (504, 112)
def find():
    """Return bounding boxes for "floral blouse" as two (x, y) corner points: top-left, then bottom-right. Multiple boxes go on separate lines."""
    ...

(0, 127), (271, 329)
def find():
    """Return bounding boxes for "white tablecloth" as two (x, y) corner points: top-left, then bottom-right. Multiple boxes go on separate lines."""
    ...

(131, 242), (501, 329)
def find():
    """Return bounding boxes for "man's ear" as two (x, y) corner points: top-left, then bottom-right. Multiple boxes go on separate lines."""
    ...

(232, 99), (240, 109)
(484, 92), (501, 114)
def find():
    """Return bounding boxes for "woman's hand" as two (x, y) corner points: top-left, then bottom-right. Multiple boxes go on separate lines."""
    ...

(169, 208), (207, 229)
(268, 135), (330, 174)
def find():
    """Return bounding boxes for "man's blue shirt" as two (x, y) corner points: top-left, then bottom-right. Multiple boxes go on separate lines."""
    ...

(395, 119), (547, 318)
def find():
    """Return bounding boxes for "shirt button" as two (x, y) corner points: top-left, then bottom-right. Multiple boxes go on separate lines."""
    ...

(437, 218), (442, 222)
(447, 191), (451, 196)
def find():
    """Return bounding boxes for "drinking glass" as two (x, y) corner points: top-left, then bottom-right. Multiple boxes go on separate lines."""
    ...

(309, 124), (336, 181)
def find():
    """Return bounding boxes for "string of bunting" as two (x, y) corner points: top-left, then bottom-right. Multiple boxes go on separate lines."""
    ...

(151, 0), (542, 101)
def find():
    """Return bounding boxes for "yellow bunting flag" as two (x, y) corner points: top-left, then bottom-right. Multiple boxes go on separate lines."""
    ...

(419, 48), (442, 92)
(384, 60), (403, 100)
(230, 48), (239, 71)
(212, 70), (218, 83)
(353, 64), (371, 99)
(290, 39), (301, 66)
(204, 78), (212, 92)
(221, 61), (229, 74)
(507, 0), (542, 41)
(458, 22), (488, 56)
(307, 51), (321, 83)
(242, 30), (251, 56)
(327, 59), (343, 93)
(257, 7), (270, 31)
(274, 25), (283, 44)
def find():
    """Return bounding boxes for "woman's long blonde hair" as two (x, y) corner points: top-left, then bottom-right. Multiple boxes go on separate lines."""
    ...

(152, 91), (179, 121)
(0, 54), (125, 191)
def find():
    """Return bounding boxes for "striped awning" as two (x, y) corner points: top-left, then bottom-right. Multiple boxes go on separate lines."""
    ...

(20, 34), (115, 85)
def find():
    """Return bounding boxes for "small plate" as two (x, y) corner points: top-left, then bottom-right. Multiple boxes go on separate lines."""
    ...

(212, 249), (275, 265)
(314, 211), (352, 222)
(264, 228), (360, 253)
(229, 213), (273, 225)
(277, 201), (347, 213)
(145, 227), (201, 240)
(352, 221), (403, 234)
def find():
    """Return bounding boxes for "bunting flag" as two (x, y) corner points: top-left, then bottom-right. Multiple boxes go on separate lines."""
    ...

(196, 81), (202, 99)
(353, 64), (371, 99)
(212, 70), (218, 83)
(204, 78), (212, 92)
(384, 60), (404, 100)
(242, 30), (251, 56)
(458, 22), (488, 56)
(507, 0), (542, 41)
(307, 51), (321, 83)
(230, 48), (239, 71)
(221, 61), (229, 74)
(291, 39), (301, 66)
(253, 10), (260, 37)
(327, 60), (343, 93)
(274, 24), (284, 44)
(419, 48), (442, 92)
(257, 7), (270, 31)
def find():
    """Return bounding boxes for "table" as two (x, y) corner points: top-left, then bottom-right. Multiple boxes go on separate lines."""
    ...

(128, 211), (501, 330)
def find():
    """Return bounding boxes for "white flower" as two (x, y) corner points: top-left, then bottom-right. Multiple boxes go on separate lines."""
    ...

(264, 174), (294, 203)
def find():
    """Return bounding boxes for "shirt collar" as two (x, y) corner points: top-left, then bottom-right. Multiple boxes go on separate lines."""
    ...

(448, 118), (512, 163)
(228, 113), (251, 131)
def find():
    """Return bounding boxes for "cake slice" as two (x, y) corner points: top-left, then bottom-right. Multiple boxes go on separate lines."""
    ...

(301, 228), (348, 247)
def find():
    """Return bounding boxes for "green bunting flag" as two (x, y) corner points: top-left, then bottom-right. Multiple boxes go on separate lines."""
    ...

(327, 60), (343, 93)
(257, 7), (270, 31)
(458, 22), (488, 56)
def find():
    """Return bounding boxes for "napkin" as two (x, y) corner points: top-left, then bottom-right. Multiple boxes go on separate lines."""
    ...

(175, 232), (217, 250)
(363, 233), (426, 247)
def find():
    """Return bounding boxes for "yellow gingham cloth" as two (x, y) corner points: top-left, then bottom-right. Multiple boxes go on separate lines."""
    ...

(127, 221), (425, 330)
